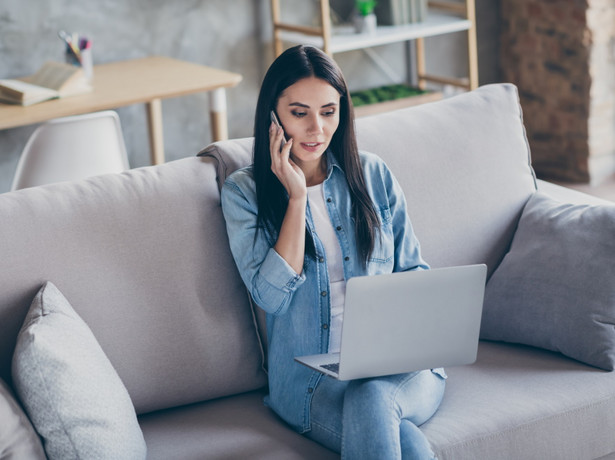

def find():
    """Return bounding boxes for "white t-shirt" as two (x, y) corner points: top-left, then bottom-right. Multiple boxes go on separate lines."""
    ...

(307, 183), (347, 353)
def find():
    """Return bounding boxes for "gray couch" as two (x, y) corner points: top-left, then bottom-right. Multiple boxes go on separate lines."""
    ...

(1, 83), (614, 459)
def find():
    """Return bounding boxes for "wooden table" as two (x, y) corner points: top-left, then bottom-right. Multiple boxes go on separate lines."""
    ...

(0, 56), (242, 165)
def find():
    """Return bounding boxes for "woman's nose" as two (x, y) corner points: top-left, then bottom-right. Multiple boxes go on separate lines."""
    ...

(307, 115), (324, 134)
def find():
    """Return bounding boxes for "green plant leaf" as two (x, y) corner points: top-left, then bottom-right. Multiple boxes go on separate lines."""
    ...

(356, 0), (377, 16)
(350, 84), (428, 107)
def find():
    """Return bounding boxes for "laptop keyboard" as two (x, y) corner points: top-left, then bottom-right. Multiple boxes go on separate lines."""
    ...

(322, 362), (340, 374)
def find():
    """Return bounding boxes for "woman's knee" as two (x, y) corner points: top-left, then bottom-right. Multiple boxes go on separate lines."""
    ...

(345, 376), (398, 408)
(344, 370), (446, 425)
(343, 377), (401, 423)
(400, 370), (446, 426)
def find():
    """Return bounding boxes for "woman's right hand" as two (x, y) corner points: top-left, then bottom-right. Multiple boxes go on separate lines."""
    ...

(269, 122), (307, 274)
(269, 122), (306, 200)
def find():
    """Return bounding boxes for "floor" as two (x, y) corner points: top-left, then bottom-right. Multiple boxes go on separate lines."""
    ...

(550, 173), (615, 202)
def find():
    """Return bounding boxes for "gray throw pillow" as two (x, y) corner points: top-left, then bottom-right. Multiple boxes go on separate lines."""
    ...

(0, 378), (46, 459)
(11, 282), (147, 460)
(480, 192), (615, 370)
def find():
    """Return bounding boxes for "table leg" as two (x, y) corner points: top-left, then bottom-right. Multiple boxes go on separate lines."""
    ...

(146, 98), (165, 165)
(209, 88), (228, 142)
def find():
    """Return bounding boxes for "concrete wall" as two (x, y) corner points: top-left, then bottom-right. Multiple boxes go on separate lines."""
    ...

(0, 0), (500, 193)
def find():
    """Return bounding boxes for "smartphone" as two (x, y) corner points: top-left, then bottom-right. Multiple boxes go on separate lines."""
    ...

(270, 110), (286, 151)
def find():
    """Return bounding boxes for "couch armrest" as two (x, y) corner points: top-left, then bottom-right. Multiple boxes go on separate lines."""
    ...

(536, 179), (614, 206)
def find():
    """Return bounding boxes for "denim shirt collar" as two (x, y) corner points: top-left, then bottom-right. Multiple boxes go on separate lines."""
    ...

(324, 149), (343, 180)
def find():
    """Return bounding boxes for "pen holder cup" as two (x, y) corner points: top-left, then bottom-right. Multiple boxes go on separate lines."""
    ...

(65, 48), (93, 81)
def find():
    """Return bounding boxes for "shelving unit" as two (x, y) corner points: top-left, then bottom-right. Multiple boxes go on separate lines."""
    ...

(271, 0), (478, 91)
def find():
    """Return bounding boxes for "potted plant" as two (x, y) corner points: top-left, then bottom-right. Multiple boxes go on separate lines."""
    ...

(354, 0), (378, 34)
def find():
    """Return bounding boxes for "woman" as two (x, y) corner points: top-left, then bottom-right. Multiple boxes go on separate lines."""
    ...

(221, 45), (446, 459)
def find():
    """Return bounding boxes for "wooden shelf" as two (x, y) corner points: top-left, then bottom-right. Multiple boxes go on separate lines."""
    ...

(278, 12), (472, 54)
(354, 91), (443, 117)
(271, 0), (479, 100)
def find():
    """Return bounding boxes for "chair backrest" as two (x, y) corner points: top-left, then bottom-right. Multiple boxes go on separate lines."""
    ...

(11, 110), (129, 191)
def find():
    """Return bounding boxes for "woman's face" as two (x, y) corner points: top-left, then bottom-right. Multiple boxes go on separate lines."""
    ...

(275, 77), (341, 169)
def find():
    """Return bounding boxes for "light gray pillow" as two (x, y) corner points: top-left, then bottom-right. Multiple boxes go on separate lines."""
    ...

(0, 378), (46, 459)
(11, 282), (147, 460)
(480, 192), (615, 370)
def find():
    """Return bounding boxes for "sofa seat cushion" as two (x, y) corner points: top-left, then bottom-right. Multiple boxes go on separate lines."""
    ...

(140, 342), (615, 460)
(139, 390), (338, 460)
(424, 341), (615, 460)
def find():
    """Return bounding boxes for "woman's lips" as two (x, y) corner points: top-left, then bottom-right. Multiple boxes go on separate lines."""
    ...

(300, 142), (323, 152)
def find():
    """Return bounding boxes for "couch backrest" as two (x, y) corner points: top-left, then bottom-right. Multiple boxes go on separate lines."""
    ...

(356, 83), (537, 273)
(203, 83), (537, 275)
(0, 157), (267, 415)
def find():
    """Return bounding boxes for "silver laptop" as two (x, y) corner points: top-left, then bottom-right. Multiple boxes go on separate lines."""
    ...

(295, 264), (487, 380)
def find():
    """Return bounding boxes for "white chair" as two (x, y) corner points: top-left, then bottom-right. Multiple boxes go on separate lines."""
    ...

(11, 110), (130, 191)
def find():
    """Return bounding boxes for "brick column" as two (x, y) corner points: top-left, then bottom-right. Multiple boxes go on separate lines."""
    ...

(501, 0), (615, 184)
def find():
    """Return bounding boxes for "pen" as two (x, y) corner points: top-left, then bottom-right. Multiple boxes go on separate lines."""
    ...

(58, 30), (81, 63)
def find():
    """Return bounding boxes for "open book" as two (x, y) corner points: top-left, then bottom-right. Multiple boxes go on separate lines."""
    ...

(0, 61), (92, 106)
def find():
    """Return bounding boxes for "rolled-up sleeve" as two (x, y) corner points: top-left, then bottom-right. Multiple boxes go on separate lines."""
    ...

(221, 171), (306, 315)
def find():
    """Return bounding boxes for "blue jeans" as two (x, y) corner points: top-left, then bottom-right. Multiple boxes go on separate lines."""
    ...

(305, 369), (447, 460)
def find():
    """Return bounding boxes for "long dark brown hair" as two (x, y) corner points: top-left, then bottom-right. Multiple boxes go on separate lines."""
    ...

(253, 45), (380, 265)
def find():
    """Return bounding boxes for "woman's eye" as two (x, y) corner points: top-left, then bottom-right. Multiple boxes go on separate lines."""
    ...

(322, 110), (336, 117)
(291, 111), (307, 118)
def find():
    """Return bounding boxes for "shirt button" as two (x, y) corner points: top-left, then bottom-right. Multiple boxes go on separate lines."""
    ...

(308, 387), (314, 393)
(327, 198), (332, 203)
(319, 257), (324, 263)
(336, 226), (342, 231)
(321, 291), (327, 297)
(322, 324), (329, 330)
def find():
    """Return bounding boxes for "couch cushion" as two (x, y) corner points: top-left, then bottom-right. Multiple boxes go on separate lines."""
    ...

(424, 341), (615, 460)
(12, 282), (146, 460)
(0, 378), (46, 459)
(139, 390), (338, 460)
(480, 191), (615, 370)
(0, 157), (267, 414)
(138, 342), (615, 460)
(356, 83), (537, 274)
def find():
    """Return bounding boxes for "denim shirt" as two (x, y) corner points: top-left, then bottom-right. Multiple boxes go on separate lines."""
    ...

(221, 150), (429, 433)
